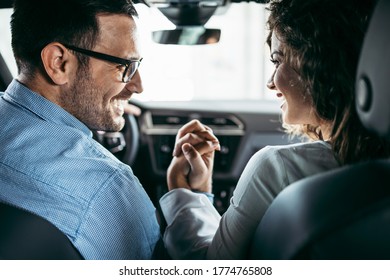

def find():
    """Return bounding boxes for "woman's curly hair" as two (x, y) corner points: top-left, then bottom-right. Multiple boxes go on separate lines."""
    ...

(266, 0), (390, 165)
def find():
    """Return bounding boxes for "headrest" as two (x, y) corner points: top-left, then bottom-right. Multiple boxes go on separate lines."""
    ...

(356, 0), (390, 140)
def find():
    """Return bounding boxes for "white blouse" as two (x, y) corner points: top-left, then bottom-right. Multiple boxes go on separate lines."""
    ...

(160, 141), (339, 259)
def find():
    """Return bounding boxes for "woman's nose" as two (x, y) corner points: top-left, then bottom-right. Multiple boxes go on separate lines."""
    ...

(267, 72), (276, 90)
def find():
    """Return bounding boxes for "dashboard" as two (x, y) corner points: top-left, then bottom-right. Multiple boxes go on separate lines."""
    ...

(113, 100), (299, 214)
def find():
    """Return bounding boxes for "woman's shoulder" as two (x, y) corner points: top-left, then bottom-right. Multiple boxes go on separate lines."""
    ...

(250, 140), (339, 181)
(254, 141), (332, 160)
(248, 141), (338, 177)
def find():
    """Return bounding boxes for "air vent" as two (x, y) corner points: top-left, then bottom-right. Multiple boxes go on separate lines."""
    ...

(201, 117), (239, 127)
(142, 111), (245, 136)
(152, 115), (189, 125)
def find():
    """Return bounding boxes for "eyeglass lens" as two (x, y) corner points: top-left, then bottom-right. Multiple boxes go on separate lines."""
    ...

(123, 61), (141, 83)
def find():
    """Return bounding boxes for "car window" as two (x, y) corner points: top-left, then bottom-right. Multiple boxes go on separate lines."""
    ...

(134, 3), (275, 102)
(0, 4), (276, 102)
(0, 9), (16, 77)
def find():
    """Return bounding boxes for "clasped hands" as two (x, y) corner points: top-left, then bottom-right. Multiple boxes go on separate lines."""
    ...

(167, 120), (221, 193)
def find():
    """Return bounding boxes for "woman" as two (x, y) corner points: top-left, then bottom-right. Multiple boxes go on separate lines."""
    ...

(159, 0), (390, 259)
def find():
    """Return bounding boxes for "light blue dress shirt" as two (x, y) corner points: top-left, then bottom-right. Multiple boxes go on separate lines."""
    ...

(0, 80), (161, 259)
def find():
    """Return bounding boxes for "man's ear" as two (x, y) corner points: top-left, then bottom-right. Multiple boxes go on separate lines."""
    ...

(41, 43), (74, 85)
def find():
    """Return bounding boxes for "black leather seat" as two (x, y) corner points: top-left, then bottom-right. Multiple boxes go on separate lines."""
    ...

(250, 0), (390, 260)
(0, 202), (83, 260)
(0, 53), (13, 92)
(250, 161), (390, 259)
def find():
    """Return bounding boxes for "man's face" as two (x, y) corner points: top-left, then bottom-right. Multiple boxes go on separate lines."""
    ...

(60, 14), (143, 132)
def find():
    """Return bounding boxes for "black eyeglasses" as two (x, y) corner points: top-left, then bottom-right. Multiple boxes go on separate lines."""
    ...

(63, 44), (142, 83)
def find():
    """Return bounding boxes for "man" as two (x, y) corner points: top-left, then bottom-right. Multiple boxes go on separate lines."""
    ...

(0, 0), (160, 259)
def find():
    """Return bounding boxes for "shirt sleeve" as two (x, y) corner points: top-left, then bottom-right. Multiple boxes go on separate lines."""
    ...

(207, 146), (288, 259)
(159, 146), (288, 259)
(159, 188), (221, 259)
(73, 167), (161, 260)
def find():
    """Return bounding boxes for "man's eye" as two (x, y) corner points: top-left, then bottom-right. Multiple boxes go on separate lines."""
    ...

(270, 58), (280, 66)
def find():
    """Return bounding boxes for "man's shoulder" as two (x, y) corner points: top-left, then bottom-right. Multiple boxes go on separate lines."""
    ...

(0, 113), (131, 191)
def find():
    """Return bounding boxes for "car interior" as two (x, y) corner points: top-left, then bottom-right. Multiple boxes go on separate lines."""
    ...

(0, 0), (389, 260)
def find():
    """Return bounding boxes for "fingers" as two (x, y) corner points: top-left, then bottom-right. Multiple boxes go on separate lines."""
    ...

(182, 143), (207, 176)
(166, 156), (191, 191)
(193, 140), (220, 156)
(176, 119), (216, 141)
(168, 119), (218, 193)
(181, 143), (213, 193)
(173, 120), (219, 157)
(173, 130), (220, 157)
(123, 103), (141, 116)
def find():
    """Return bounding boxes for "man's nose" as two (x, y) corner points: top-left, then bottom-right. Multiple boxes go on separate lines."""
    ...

(125, 70), (143, 94)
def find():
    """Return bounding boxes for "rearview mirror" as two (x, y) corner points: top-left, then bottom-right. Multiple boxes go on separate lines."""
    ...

(152, 27), (221, 45)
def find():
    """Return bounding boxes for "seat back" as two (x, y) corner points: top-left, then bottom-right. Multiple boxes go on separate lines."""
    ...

(0, 202), (83, 260)
(250, 0), (390, 260)
(0, 53), (13, 91)
(250, 161), (390, 259)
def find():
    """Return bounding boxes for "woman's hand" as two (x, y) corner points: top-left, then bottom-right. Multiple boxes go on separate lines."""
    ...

(167, 120), (220, 193)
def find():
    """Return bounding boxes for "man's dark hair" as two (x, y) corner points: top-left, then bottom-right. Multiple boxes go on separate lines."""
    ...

(11, 0), (138, 75)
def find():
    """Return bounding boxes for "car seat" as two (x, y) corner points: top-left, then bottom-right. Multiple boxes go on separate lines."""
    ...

(0, 202), (83, 260)
(250, 0), (390, 259)
(0, 53), (13, 91)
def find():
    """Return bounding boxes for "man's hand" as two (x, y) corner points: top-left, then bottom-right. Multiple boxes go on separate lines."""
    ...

(124, 103), (141, 116)
(167, 120), (220, 193)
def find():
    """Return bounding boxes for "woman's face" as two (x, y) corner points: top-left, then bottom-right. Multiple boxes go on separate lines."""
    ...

(267, 31), (319, 126)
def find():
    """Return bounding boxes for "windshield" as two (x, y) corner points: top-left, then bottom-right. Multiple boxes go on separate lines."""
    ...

(0, 3), (276, 102)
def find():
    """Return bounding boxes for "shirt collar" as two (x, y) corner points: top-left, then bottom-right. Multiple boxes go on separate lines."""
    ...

(4, 79), (93, 137)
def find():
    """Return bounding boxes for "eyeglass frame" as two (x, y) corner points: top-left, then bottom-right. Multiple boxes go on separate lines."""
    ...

(62, 44), (142, 83)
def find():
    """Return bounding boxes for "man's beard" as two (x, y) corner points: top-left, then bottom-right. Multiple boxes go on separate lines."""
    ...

(59, 67), (125, 132)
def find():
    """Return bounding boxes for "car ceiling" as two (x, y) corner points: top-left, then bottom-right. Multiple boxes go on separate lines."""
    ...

(0, 0), (12, 9)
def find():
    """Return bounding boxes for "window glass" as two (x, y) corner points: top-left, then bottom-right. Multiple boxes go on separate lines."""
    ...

(134, 3), (275, 102)
(0, 9), (17, 77)
(0, 4), (276, 102)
